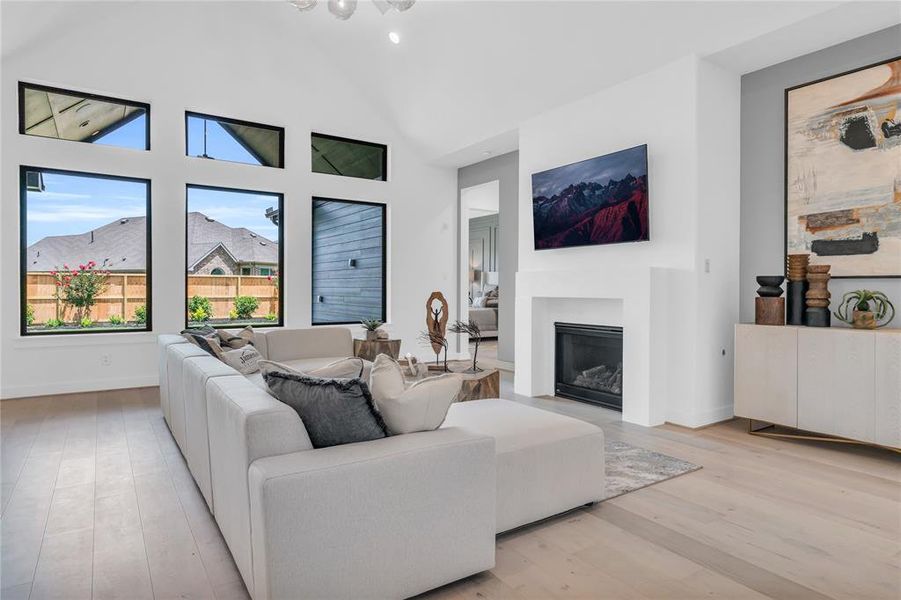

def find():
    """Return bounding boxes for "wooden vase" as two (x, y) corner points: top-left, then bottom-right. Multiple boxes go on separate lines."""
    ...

(755, 297), (785, 326)
(805, 264), (831, 327)
(805, 264), (831, 307)
(786, 253), (810, 282)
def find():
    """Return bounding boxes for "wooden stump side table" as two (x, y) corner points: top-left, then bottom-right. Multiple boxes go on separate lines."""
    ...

(456, 368), (500, 402)
(399, 359), (500, 402)
(353, 338), (402, 361)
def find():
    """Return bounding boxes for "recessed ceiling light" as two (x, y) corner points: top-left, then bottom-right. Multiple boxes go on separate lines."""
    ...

(388, 31), (400, 44)
(482, 151), (492, 156)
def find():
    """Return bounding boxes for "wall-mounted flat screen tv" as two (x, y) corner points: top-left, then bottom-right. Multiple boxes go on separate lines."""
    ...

(532, 144), (649, 250)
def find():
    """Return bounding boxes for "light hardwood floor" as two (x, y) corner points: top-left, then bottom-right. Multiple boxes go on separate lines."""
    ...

(1, 374), (898, 600)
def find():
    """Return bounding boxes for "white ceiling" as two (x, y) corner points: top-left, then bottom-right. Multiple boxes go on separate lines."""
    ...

(4, 1), (898, 169)
(289, 0), (899, 166)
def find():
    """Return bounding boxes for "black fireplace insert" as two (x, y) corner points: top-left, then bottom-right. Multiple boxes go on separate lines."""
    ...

(555, 322), (623, 411)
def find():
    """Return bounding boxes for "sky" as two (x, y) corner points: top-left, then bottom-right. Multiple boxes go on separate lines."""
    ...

(187, 187), (280, 241)
(26, 116), (277, 246)
(186, 116), (265, 165)
(26, 172), (148, 246)
(531, 144), (647, 199)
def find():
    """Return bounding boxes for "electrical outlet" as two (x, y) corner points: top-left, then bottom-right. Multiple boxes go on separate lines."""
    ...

(100, 354), (112, 367)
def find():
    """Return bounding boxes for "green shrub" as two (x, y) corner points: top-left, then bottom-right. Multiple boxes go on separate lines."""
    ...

(265, 312), (278, 322)
(228, 309), (238, 320)
(188, 295), (213, 322)
(134, 304), (147, 324)
(25, 304), (35, 327)
(108, 314), (125, 325)
(233, 296), (259, 320)
(79, 317), (93, 328)
(46, 318), (63, 328)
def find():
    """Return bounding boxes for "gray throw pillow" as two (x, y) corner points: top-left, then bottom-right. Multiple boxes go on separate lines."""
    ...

(181, 326), (222, 356)
(264, 371), (388, 449)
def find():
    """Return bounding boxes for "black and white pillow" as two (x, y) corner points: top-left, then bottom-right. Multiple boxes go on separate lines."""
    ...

(264, 371), (388, 449)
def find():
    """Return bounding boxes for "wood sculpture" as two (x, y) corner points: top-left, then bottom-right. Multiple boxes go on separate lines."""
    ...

(425, 291), (449, 365)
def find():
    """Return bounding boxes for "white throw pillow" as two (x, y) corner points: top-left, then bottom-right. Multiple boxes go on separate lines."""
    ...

(369, 354), (463, 435)
(219, 345), (263, 375)
(472, 295), (487, 308)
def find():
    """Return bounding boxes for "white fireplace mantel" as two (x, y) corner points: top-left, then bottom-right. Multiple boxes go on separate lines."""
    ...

(514, 267), (685, 427)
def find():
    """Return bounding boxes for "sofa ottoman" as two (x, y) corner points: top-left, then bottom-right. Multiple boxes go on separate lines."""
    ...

(443, 398), (605, 532)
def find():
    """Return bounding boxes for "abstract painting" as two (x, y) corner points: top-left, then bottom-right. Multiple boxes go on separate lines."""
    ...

(786, 57), (901, 278)
(532, 144), (648, 250)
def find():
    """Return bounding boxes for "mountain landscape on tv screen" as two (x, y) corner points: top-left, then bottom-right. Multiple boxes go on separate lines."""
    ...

(532, 145), (648, 250)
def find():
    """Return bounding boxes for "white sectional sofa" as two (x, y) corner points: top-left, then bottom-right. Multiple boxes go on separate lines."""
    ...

(159, 327), (605, 599)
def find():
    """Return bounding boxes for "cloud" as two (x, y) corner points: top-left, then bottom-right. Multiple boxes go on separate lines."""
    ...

(27, 202), (146, 223)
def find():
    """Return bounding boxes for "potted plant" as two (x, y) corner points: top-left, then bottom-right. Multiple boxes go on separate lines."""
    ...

(360, 318), (383, 341)
(834, 289), (895, 329)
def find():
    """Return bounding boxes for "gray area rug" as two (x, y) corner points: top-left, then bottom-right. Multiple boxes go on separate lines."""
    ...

(603, 440), (701, 500)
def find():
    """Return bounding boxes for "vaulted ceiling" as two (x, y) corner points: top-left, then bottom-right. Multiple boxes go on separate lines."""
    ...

(4, 1), (898, 167)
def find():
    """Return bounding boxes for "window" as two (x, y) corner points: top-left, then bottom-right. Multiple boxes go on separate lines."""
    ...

(21, 167), (151, 334)
(19, 83), (149, 150)
(186, 112), (284, 168)
(312, 198), (386, 325)
(259, 267), (273, 276)
(311, 133), (387, 181)
(186, 185), (283, 328)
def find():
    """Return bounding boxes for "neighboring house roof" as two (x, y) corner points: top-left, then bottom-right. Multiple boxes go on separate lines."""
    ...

(27, 216), (148, 272)
(187, 212), (278, 270)
(26, 212), (278, 272)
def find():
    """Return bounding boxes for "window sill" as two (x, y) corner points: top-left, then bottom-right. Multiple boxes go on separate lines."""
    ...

(13, 330), (158, 350)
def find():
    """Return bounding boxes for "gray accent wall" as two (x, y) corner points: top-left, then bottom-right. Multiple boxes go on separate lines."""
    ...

(740, 25), (900, 327)
(459, 151), (519, 362)
(311, 199), (386, 324)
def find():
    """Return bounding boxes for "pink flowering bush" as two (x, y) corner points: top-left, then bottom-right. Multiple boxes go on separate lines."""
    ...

(50, 261), (109, 323)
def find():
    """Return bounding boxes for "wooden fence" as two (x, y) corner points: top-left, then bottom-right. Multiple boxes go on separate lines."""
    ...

(26, 273), (278, 324)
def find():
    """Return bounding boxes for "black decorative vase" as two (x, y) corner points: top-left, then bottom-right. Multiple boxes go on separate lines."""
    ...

(786, 280), (808, 326)
(755, 276), (785, 297)
(805, 307), (831, 328)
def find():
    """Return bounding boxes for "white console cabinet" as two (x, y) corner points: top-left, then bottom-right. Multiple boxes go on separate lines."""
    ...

(734, 324), (900, 449)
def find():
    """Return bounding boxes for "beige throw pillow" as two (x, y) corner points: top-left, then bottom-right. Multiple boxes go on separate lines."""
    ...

(368, 354), (462, 435)
(259, 357), (368, 380)
(219, 345), (263, 375)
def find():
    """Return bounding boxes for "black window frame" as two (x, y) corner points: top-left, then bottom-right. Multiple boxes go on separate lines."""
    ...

(185, 184), (285, 330)
(19, 165), (153, 336)
(185, 111), (285, 169)
(311, 132), (388, 182)
(311, 197), (388, 326)
(18, 82), (151, 151)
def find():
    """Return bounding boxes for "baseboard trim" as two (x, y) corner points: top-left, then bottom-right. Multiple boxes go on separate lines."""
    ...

(666, 404), (734, 429)
(1, 375), (159, 400)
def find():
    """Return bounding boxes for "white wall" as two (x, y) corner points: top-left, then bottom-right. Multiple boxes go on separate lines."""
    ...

(0, 2), (458, 398)
(516, 56), (741, 427)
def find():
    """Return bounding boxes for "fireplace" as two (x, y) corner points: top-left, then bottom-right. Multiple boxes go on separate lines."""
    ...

(555, 322), (623, 411)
